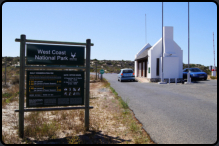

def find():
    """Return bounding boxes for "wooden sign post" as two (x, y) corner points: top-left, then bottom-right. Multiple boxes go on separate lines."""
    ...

(15, 35), (94, 138)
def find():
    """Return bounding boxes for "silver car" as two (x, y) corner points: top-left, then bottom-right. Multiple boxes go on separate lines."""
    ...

(118, 68), (135, 82)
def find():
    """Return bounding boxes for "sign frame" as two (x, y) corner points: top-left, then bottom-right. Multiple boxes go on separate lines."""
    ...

(15, 35), (93, 138)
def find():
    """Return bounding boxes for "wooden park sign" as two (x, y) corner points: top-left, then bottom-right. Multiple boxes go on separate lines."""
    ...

(15, 35), (94, 138)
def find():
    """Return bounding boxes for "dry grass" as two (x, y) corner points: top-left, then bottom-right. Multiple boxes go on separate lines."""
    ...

(2, 74), (154, 144)
(210, 76), (217, 79)
(207, 75), (217, 80)
(2, 66), (19, 84)
(2, 84), (19, 108)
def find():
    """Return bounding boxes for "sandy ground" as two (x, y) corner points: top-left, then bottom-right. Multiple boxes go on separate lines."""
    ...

(2, 79), (152, 144)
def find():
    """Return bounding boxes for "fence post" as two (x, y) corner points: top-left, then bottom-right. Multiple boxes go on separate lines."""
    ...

(85, 39), (91, 131)
(19, 34), (26, 138)
(95, 62), (97, 80)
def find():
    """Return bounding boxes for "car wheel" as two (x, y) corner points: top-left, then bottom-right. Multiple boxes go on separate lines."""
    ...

(204, 77), (207, 80)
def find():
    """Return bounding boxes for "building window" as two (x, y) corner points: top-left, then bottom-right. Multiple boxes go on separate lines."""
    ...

(156, 58), (159, 76)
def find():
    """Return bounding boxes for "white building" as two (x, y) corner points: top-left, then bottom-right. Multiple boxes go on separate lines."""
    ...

(135, 26), (183, 82)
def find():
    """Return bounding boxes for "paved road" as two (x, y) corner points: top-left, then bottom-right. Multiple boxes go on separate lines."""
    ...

(101, 74), (217, 144)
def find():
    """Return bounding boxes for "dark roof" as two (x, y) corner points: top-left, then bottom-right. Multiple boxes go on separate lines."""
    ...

(135, 46), (152, 61)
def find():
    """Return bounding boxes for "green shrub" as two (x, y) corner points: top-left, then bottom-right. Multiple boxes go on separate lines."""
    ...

(119, 98), (129, 109)
(2, 93), (13, 98)
(130, 121), (139, 132)
(24, 112), (60, 139)
(210, 76), (217, 79)
(68, 136), (81, 144)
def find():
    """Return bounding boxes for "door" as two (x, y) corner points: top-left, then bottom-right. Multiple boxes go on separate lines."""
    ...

(143, 62), (145, 77)
(141, 62), (143, 76)
(156, 58), (159, 76)
(145, 61), (147, 77)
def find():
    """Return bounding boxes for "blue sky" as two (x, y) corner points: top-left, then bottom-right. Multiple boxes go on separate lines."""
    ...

(2, 2), (217, 67)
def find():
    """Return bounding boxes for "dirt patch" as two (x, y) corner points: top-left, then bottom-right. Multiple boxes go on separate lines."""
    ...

(2, 77), (154, 144)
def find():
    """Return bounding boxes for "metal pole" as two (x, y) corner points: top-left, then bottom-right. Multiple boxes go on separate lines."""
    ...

(213, 32), (215, 70)
(19, 34), (26, 138)
(161, 2), (164, 82)
(188, 2), (190, 70)
(5, 56), (7, 85)
(187, 2), (190, 83)
(145, 14), (147, 44)
(85, 39), (91, 131)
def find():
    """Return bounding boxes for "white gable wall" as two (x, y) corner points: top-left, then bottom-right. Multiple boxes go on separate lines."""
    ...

(173, 40), (183, 78)
(136, 26), (183, 81)
(146, 26), (183, 80)
(147, 38), (162, 79)
(162, 57), (179, 78)
(162, 27), (183, 79)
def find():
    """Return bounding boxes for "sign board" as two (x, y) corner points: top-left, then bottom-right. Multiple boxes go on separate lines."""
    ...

(26, 71), (84, 107)
(100, 69), (104, 74)
(26, 44), (84, 65)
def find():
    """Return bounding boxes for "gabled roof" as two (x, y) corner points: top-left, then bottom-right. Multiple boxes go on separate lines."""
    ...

(136, 43), (151, 58)
(135, 46), (151, 61)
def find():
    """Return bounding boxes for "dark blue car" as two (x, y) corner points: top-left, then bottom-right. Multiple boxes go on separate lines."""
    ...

(183, 68), (207, 81)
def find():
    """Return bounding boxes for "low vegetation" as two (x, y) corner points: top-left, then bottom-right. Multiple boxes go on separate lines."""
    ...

(2, 70), (154, 144)
(210, 75), (217, 79)
(90, 59), (134, 73)
(2, 84), (19, 108)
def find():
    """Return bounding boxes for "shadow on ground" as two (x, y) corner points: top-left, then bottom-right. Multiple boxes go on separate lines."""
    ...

(24, 130), (132, 144)
(184, 79), (210, 84)
(120, 80), (138, 83)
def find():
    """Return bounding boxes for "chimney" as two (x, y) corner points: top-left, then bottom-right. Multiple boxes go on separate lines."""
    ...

(163, 26), (175, 56)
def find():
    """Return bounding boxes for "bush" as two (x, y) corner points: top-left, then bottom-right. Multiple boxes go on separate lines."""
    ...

(11, 76), (19, 84)
(2, 93), (13, 98)
(210, 76), (217, 79)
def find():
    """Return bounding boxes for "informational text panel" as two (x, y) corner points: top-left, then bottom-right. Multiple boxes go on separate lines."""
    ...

(26, 71), (84, 107)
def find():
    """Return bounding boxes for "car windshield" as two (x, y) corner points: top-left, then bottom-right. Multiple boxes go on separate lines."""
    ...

(190, 68), (202, 72)
(123, 70), (133, 73)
